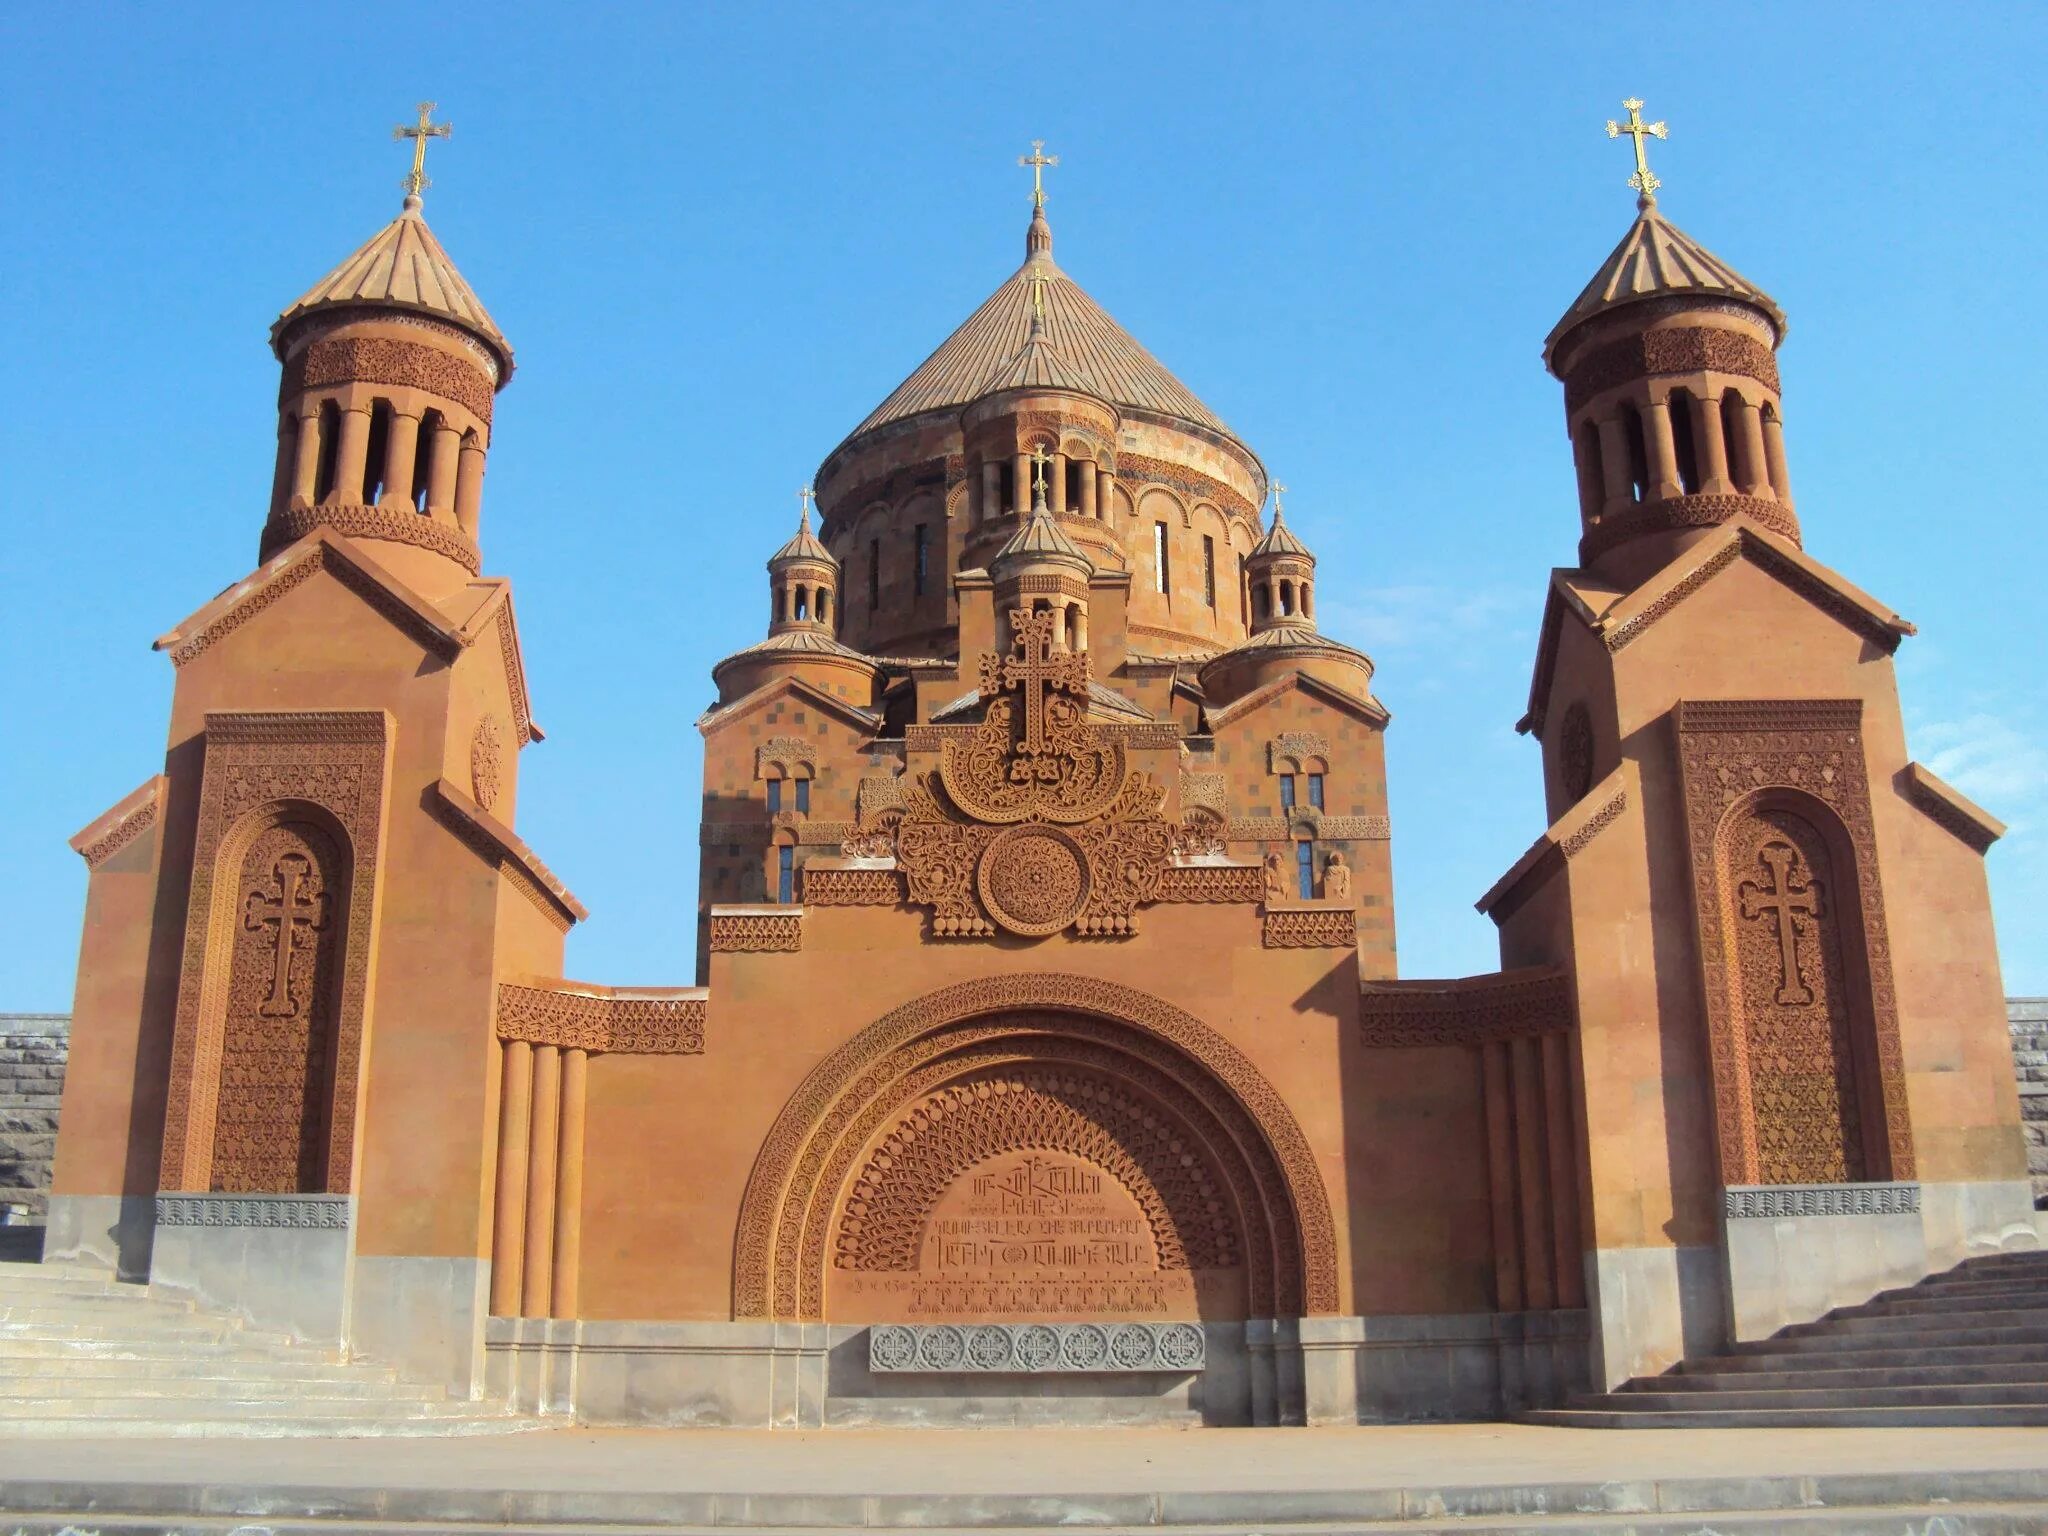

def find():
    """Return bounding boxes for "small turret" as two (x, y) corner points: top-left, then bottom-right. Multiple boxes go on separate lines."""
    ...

(768, 490), (839, 637)
(1244, 486), (1316, 632)
(989, 450), (1094, 651)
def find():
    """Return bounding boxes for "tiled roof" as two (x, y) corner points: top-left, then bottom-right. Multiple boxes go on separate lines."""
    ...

(272, 195), (512, 377)
(837, 208), (1246, 451)
(1250, 507), (1313, 560)
(1545, 199), (1784, 365)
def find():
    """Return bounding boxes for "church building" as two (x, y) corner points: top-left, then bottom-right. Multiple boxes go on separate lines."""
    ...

(45, 107), (2032, 1428)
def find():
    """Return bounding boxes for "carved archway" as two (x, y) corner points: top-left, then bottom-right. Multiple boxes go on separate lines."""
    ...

(734, 974), (1338, 1321)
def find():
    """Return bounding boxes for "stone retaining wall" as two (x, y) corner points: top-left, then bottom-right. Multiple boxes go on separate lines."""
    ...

(0, 1014), (69, 1226)
(2013, 997), (2048, 1211)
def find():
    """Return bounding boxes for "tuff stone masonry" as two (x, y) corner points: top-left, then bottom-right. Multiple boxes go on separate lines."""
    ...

(42, 117), (2036, 1431)
(0, 1015), (69, 1228)
(2012, 999), (2048, 1209)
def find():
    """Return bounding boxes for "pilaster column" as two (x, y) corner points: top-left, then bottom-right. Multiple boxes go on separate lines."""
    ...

(1641, 399), (1682, 500)
(1073, 604), (1088, 651)
(1077, 463), (1097, 518)
(550, 1047), (588, 1320)
(329, 405), (372, 506)
(1012, 452), (1030, 515)
(379, 409), (422, 510)
(426, 420), (461, 519)
(520, 1044), (562, 1318)
(1267, 578), (1281, 623)
(1695, 393), (1734, 494)
(289, 408), (321, 508)
(455, 433), (487, 539)
(489, 1040), (534, 1317)
(1595, 415), (1634, 515)
(1050, 452), (1068, 513)
(1762, 412), (1793, 508)
(1096, 468), (1114, 521)
(1733, 398), (1770, 496)
(980, 462), (1001, 525)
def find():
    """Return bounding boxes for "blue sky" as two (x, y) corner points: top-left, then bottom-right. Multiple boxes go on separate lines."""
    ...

(3, 2), (2043, 1006)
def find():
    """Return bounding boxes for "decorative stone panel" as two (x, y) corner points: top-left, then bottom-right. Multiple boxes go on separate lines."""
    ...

(495, 982), (705, 1056)
(1262, 908), (1357, 949)
(155, 1192), (352, 1228)
(1722, 1182), (1920, 1220)
(868, 1320), (1206, 1374)
(709, 908), (803, 953)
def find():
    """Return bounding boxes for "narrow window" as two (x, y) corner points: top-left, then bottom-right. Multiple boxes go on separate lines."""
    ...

(1279, 774), (1296, 811)
(913, 524), (928, 597)
(998, 463), (1015, 512)
(766, 779), (782, 814)
(1670, 390), (1701, 494)
(1619, 402), (1649, 502)
(817, 589), (830, 627)
(1154, 522), (1170, 595)
(1721, 392), (1747, 486)
(1296, 841), (1315, 901)
(361, 401), (391, 504)
(1308, 772), (1325, 810)
(1280, 580), (1295, 617)
(777, 846), (794, 905)
(313, 400), (341, 501)
(793, 587), (808, 621)
(1202, 535), (1216, 607)
(1253, 585), (1270, 622)
(1572, 419), (1604, 520)
(794, 778), (810, 815)
(868, 539), (880, 611)
(413, 410), (440, 512)
(1065, 460), (1083, 509)
(1238, 555), (1249, 627)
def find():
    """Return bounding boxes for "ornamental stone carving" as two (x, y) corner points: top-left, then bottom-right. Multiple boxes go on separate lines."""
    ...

(868, 1320), (1205, 1374)
(470, 714), (506, 812)
(881, 609), (1174, 939)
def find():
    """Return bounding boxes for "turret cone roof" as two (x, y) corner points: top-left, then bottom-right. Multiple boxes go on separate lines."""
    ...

(991, 500), (1092, 576)
(835, 205), (1248, 455)
(272, 194), (513, 378)
(770, 501), (835, 566)
(1250, 504), (1313, 561)
(1544, 197), (1784, 368)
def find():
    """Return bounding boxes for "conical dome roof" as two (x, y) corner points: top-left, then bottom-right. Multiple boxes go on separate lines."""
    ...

(770, 501), (835, 565)
(272, 195), (513, 378)
(991, 502), (1092, 575)
(1250, 504), (1313, 560)
(836, 208), (1247, 453)
(1544, 199), (1784, 367)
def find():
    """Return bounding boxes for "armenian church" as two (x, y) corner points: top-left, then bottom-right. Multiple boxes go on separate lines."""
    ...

(45, 105), (2032, 1428)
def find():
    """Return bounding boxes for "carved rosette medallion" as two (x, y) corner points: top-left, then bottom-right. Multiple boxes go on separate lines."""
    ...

(978, 826), (1091, 936)
(880, 610), (1174, 940)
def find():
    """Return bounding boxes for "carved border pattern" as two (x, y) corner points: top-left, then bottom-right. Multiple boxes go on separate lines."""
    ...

(1117, 453), (1257, 520)
(1559, 788), (1629, 858)
(1230, 814), (1391, 841)
(495, 982), (705, 1055)
(756, 737), (819, 778)
(1268, 733), (1330, 772)
(802, 867), (905, 906)
(260, 504), (484, 574)
(1261, 909), (1358, 948)
(1157, 865), (1264, 903)
(733, 974), (1339, 1320)
(1674, 699), (1915, 1187)
(1359, 970), (1575, 1049)
(1580, 493), (1799, 564)
(285, 334), (496, 424)
(76, 790), (162, 869)
(709, 911), (803, 952)
(494, 606), (535, 746)
(277, 306), (504, 385)
(155, 1193), (352, 1229)
(869, 1321), (1206, 1374)
(1563, 325), (1782, 417)
(1723, 1182), (1920, 1219)
(159, 711), (388, 1195)
(1902, 770), (2001, 855)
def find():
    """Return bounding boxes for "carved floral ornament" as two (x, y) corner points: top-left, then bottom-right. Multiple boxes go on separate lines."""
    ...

(874, 609), (1176, 939)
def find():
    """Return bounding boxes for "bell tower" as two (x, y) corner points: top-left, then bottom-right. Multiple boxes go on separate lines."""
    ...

(264, 103), (514, 601)
(1543, 99), (1797, 590)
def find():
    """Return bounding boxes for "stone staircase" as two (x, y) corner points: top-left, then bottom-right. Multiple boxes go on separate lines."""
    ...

(0, 1258), (538, 1436)
(1528, 1249), (2048, 1427)
(0, 1013), (68, 1233)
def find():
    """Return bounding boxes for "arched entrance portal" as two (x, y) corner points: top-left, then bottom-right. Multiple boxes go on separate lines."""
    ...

(735, 974), (1338, 1326)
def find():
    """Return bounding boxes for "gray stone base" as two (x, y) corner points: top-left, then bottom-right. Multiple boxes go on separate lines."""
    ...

(1585, 1243), (1725, 1390)
(1720, 1184), (1927, 1343)
(42, 1192), (155, 1280)
(1920, 1178), (2042, 1269)
(148, 1194), (354, 1349)
(486, 1311), (1587, 1428)
(350, 1255), (490, 1397)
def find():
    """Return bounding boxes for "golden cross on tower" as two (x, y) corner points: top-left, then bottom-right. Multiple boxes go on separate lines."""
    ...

(1606, 97), (1668, 206)
(1271, 482), (1288, 517)
(1029, 444), (1053, 509)
(797, 485), (816, 522)
(1018, 139), (1059, 208)
(394, 101), (452, 198)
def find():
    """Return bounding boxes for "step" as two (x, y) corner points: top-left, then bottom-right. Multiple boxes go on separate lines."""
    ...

(0, 1317), (246, 1345)
(0, 1263), (134, 1295)
(1522, 1403), (2048, 1428)
(0, 1352), (395, 1381)
(1777, 1312), (2048, 1344)
(0, 1295), (209, 1325)
(0, 1373), (446, 1401)
(1882, 1277), (2048, 1303)
(1959, 1252), (2048, 1273)
(1586, 1382), (2048, 1411)
(1836, 1291), (2048, 1319)
(1654, 1360), (2048, 1391)
(1717, 1336), (2048, 1369)
(0, 1396), (518, 1422)
(0, 1413), (543, 1438)
(0, 1337), (338, 1364)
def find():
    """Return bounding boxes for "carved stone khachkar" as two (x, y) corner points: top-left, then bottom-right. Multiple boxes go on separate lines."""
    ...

(885, 609), (1174, 939)
(868, 1320), (1206, 1374)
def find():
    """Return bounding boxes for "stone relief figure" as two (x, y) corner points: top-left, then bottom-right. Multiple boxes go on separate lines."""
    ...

(1322, 851), (1352, 904)
(1262, 850), (1288, 905)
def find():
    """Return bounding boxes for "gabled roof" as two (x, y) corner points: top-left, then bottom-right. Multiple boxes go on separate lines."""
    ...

(1202, 667), (1389, 732)
(1520, 521), (1916, 734)
(695, 671), (883, 737)
(271, 195), (513, 379)
(153, 529), (540, 742)
(831, 207), (1253, 461)
(1544, 199), (1785, 367)
(931, 679), (1152, 725)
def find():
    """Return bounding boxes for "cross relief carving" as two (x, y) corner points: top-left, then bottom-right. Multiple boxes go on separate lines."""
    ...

(242, 853), (329, 1019)
(1737, 840), (1823, 1008)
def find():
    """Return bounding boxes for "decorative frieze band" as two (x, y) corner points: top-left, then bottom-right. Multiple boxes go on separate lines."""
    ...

(802, 866), (905, 906)
(868, 1320), (1206, 1374)
(709, 908), (803, 953)
(495, 981), (706, 1055)
(1157, 864), (1264, 903)
(1359, 968), (1575, 1049)
(1723, 1182), (1921, 1220)
(1262, 908), (1358, 949)
(155, 1194), (352, 1230)
(1230, 814), (1391, 842)
(699, 820), (855, 847)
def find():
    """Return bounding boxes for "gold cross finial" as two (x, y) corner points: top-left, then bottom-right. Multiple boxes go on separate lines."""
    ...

(1605, 97), (1668, 207)
(1019, 139), (1058, 209)
(797, 485), (816, 531)
(1029, 444), (1053, 510)
(394, 101), (452, 200)
(1271, 482), (1288, 518)
(1028, 271), (1048, 325)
